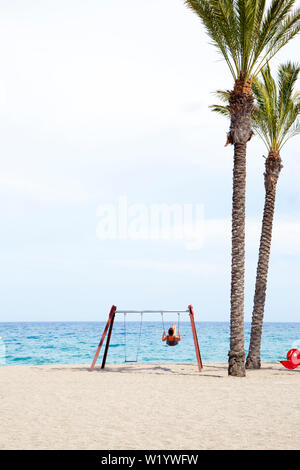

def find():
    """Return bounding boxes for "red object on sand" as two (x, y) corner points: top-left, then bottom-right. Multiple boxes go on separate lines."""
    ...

(289, 349), (300, 366)
(280, 349), (300, 369)
(287, 349), (298, 360)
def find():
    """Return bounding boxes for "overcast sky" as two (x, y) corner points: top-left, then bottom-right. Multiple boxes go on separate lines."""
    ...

(0, 0), (299, 322)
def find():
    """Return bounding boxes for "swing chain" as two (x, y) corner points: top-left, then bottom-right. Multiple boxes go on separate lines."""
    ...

(161, 312), (180, 335)
(124, 312), (127, 362)
(136, 312), (143, 362)
(124, 311), (143, 363)
(161, 312), (165, 333)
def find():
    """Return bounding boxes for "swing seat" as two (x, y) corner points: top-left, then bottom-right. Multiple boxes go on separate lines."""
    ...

(166, 340), (178, 347)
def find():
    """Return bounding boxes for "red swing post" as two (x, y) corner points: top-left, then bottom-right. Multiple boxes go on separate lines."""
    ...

(89, 305), (117, 371)
(188, 304), (203, 371)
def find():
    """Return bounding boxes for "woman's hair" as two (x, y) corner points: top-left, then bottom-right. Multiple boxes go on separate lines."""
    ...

(168, 328), (174, 336)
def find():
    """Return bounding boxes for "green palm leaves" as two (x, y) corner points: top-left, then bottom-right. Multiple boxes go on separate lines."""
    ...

(212, 62), (300, 152)
(253, 62), (300, 150)
(185, 0), (300, 81)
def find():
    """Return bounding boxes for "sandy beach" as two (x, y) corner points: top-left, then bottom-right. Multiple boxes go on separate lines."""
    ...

(0, 362), (299, 450)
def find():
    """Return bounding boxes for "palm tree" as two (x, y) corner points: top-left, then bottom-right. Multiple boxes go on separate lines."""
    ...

(247, 64), (300, 368)
(212, 62), (300, 369)
(185, 0), (300, 376)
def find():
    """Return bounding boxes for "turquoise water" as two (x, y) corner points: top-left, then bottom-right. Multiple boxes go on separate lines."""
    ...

(0, 321), (300, 366)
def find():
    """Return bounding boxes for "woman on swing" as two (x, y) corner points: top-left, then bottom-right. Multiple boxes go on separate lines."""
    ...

(162, 323), (181, 346)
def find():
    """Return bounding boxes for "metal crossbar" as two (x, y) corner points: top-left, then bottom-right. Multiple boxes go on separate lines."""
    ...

(116, 310), (189, 314)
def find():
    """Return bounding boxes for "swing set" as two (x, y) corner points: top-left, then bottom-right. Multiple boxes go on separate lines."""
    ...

(90, 304), (203, 372)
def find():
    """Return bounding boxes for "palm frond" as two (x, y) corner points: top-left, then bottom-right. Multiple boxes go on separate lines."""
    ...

(213, 90), (231, 103)
(277, 62), (300, 122)
(210, 104), (231, 117)
(185, 0), (239, 78)
(185, 0), (300, 83)
(279, 119), (300, 148)
(252, 7), (300, 77)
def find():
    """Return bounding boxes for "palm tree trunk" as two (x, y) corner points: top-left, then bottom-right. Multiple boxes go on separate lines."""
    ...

(246, 152), (283, 369)
(227, 77), (254, 377)
(228, 142), (247, 376)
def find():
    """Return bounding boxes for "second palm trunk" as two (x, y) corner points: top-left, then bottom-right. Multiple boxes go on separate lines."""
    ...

(246, 152), (283, 369)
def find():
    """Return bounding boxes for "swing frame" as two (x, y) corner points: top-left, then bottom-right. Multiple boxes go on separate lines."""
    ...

(89, 305), (203, 372)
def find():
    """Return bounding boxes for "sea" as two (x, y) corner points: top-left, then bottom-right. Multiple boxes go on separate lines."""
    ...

(1, 321), (300, 366)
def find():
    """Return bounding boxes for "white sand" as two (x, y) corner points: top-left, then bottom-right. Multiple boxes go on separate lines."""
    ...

(0, 362), (299, 450)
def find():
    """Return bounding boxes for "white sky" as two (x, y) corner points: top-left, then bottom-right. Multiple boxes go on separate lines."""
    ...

(0, 0), (299, 321)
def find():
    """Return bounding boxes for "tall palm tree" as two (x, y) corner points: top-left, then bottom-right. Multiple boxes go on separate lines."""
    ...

(212, 62), (300, 369)
(185, 0), (300, 376)
(247, 64), (300, 367)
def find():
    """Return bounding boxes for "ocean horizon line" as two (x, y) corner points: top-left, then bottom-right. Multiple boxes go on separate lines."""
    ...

(1, 320), (300, 324)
